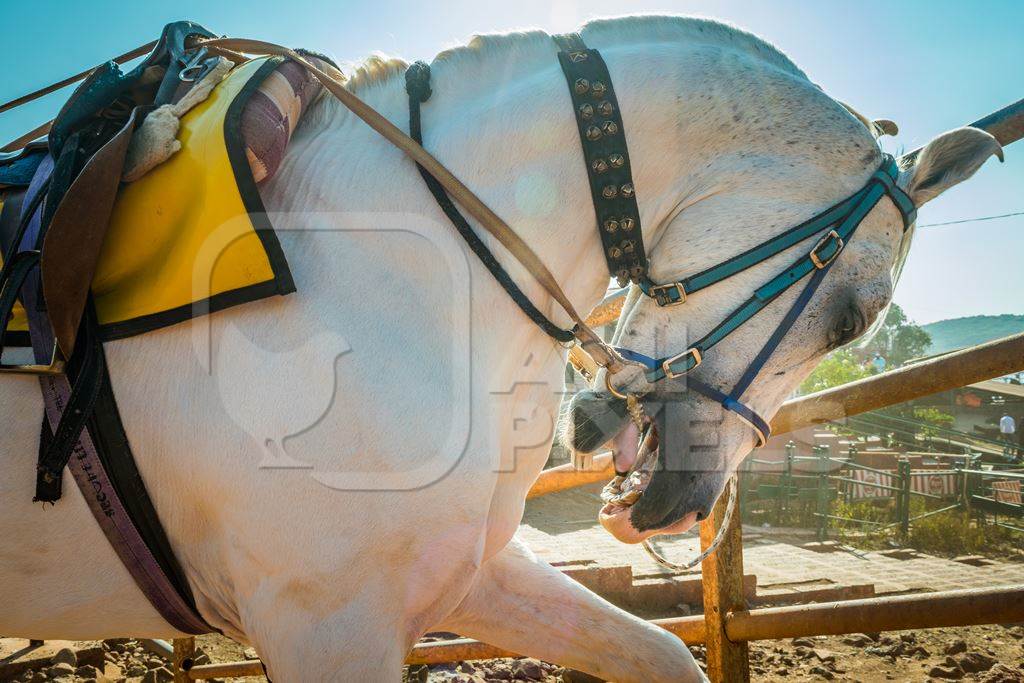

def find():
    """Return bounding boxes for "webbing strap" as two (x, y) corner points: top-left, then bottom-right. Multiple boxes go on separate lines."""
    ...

(646, 159), (905, 381)
(638, 156), (913, 306)
(638, 189), (865, 305)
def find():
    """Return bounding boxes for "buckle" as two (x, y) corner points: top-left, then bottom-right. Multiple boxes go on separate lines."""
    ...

(0, 342), (65, 376)
(567, 344), (597, 383)
(810, 229), (844, 269)
(650, 282), (686, 307)
(662, 348), (702, 379)
(178, 47), (211, 82)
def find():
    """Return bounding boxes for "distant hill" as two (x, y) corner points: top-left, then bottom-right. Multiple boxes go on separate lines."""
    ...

(922, 314), (1024, 355)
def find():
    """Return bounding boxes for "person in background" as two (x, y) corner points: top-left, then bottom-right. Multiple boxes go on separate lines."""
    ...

(999, 412), (1016, 458)
(871, 353), (886, 374)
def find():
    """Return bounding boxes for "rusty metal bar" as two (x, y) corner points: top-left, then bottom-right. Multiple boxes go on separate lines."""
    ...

(531, 332), (1024, 497)
(584, 289), (628, 328)
(173, 638), (197, 683)
(186, 659), (264, 680)
(526, 452), (613, 499)
(724, 585), (1024, 642)
(901, 97), (1024, 164)
(184, 585), (1024, 676)
(771, 331), (1024, 435)
(700, 484), (750, 681)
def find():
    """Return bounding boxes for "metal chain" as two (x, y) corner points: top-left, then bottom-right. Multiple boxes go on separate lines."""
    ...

(640, 473), (738, 572)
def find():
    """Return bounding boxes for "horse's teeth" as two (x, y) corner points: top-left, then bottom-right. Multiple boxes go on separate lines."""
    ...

(616, 488), (642, 505)
(601, 476), (626, 504)
(602, 423), (660, 511)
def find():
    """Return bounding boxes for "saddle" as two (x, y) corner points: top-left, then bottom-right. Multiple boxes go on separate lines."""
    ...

(0, 22), (339, 357)
(0, 22), (332, 633)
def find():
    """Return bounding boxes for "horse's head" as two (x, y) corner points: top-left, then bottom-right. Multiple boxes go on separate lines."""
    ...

(560, 26), (1002, 543)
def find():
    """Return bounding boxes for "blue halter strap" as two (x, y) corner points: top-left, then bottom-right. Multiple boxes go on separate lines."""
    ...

(616, 154), (916, 447)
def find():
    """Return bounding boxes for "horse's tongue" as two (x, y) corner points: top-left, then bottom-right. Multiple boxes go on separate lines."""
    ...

(611, 420), (641, 473)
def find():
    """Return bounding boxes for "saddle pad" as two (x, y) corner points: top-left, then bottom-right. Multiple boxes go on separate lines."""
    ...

(3, 55), (319, 341)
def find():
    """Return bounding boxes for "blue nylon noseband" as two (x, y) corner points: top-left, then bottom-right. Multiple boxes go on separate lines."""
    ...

(614, 154), (916, 447)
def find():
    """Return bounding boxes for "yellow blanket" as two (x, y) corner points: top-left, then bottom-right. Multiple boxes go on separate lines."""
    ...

(3, 57), (294, 340)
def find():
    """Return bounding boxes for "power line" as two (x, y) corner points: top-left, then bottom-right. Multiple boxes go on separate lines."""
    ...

(918, 210), (1024, 228)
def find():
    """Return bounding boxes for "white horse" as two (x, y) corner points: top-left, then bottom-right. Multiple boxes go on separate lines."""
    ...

(0, 15), (1000, 682)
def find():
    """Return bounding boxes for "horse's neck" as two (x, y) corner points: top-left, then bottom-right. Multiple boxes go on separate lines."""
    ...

(269, 46), (690, 327)
(268, 35), (850, 328)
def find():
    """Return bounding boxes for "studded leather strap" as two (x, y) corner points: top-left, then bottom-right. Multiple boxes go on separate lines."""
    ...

(554, 33), (647, 287)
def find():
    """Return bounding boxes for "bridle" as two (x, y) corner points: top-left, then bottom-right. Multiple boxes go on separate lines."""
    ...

(187, 34), (916, 450)
(0, 31), (922, 586)
(550, 33), (917, 449)
(610, 154), (915, 446)
(403, 32), (918, 449)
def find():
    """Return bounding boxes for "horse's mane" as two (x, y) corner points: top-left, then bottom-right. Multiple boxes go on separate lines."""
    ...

(339, 15), (807, 94)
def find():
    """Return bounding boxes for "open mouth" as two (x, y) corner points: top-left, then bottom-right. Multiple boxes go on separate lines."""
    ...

(597, 417), (699, 543)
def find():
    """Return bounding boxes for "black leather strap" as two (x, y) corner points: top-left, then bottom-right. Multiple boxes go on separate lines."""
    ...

(404, 61), (575, 344)
(553, 33), (647, 286)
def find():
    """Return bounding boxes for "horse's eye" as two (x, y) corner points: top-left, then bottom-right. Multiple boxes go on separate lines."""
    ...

(829, 305), (866, 349)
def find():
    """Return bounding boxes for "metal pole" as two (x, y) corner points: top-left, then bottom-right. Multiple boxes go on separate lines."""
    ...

(724, 585), (1024, 643)
(817, 447), (830, 541)
(238, 585), (1024, 673)
(777, 441), (795, 524)
(773, 333), (1024, 436)
(900, 98), (1024, 165)
(530, 333), (1024, 498)
(898, 459), (912, 540)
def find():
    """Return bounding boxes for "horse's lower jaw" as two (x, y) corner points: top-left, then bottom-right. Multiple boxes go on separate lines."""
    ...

(599, 504), (699, 544)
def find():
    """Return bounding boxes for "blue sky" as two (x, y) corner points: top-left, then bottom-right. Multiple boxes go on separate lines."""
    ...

(3, 0), (1021, 324)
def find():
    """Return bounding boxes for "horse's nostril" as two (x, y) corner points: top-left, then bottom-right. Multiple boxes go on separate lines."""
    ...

(695, 509), (707, 522)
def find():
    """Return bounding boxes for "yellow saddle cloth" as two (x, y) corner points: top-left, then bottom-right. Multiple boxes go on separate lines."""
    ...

(3, 57), (295, 340)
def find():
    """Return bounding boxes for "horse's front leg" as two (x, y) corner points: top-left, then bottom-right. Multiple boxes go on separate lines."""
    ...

(436, 536), (706, 683)
(242, 583), (408, 682)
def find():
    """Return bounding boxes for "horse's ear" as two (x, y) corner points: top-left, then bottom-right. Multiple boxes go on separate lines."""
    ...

(872, 119), (898, 137)
(900, 126), (1003, 206)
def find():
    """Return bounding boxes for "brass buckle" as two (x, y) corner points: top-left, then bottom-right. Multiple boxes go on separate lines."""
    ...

(604, 371), (628, 400)
(0, 343), (66, 376)
(567, 344), (597, 383)
(810, 229), (844, 270)
(662, 348), (702, 379)
(650, 282), (686, 307)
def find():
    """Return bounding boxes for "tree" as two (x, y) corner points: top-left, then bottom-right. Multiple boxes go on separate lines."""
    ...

(799, 349), (872, 395)
(861, 303), (932, 367)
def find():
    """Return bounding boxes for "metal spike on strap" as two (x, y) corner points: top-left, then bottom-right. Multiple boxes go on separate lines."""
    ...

(554, 33), (647, 287)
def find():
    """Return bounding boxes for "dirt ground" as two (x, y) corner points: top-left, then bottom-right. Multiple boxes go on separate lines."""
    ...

(413, 623), (1024, 682)
(3, 623), (1022, 681)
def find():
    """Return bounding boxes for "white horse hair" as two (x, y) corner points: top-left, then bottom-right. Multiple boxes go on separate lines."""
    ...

(0, 14), (1000, 681)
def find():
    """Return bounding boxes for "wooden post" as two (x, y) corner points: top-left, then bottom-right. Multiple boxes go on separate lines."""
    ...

(700, 480), (750, 682)
(172, 638), (196, 683)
